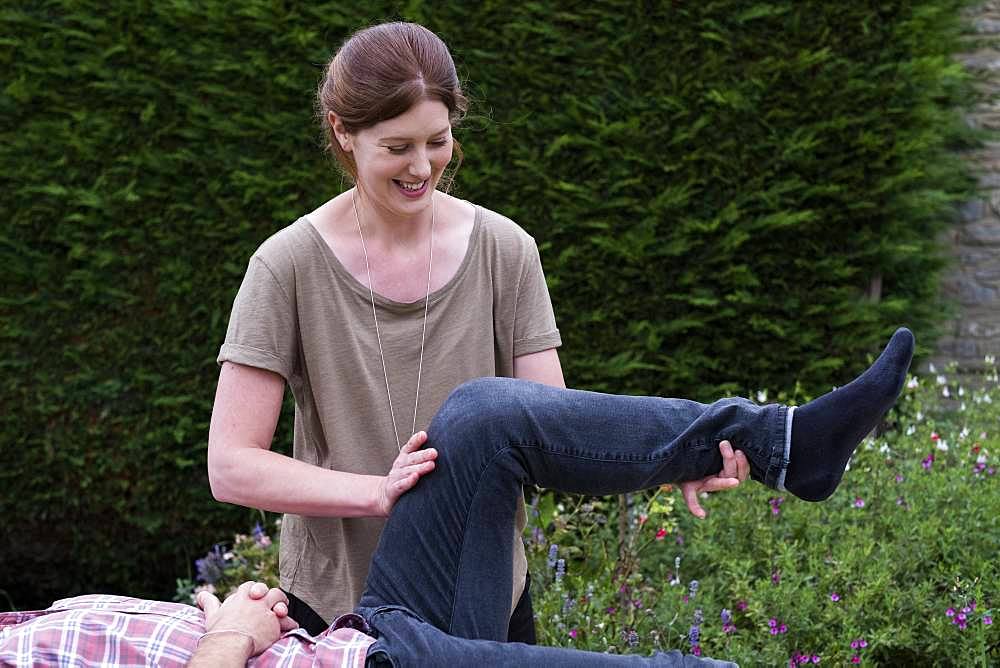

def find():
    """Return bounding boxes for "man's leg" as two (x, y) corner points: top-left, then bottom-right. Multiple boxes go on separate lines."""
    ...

(357, 328), (912, 649)
(359, 379), (786, 641)
(364, 607), (735, 667)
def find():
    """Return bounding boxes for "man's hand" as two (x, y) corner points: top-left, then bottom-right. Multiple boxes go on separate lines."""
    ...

(196, 581), (298, 660)
(376, 431), (437, 516)
(679, 440), (749, 519)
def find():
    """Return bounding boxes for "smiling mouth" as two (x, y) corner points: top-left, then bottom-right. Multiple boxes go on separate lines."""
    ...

(393, 179), (429, 197)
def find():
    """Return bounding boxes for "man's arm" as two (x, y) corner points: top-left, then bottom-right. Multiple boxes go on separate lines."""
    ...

(188, 581), (298, 668)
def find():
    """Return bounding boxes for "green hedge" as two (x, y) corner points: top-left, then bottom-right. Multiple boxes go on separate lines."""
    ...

(0, 0), (976, 609)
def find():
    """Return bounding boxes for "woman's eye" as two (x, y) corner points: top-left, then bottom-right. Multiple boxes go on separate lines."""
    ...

(387, 145), (409, 154)
(430, 139), (449, 147)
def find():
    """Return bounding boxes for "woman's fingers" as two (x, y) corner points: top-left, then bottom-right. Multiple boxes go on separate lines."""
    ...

(735, 449), (750, 482)
(400, 431), (428, 453)
(681, 482), (706, 519)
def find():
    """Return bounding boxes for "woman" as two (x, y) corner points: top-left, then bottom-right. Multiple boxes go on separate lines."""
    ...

(207, 21), (736, 640)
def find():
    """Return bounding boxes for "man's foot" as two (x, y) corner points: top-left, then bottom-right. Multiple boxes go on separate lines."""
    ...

(785, 327), (915, 501)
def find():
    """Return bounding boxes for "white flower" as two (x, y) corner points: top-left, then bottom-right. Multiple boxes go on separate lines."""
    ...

(942, 387), (950, 398)
(961, 402), (967, 412)
(756, 390), (768, 403)
(960, 427), (970, 440)
(916, 411), (924, 422)
(977, 454), (988, 465)
(929, 362), (937, 373)
(958, 386), (965, 397)
(906, 425), (916, 436)
(981, 431), (988, 439)
(986, 355), (996, 365)
(936, 440), (949, 452)
(879, 442), (891, 455)
(936, 375), (948, 386)
(985, 394), (993, 404)
(907, 377), (919, 389)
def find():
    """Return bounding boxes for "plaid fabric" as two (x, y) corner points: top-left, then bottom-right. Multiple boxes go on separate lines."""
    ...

(0, 594), (374, 667)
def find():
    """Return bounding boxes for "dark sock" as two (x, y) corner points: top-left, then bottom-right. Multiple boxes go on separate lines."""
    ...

(785, 327), (915, 501)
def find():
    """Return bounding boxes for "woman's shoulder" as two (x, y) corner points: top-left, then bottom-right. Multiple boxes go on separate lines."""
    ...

(467, 201), (538, 251)
(252, 217), (318, 265)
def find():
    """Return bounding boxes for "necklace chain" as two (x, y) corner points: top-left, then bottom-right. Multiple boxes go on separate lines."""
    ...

(352, 190), (435, 451)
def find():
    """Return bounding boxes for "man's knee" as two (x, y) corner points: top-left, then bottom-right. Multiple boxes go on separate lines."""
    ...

(428, 377), (526, 453)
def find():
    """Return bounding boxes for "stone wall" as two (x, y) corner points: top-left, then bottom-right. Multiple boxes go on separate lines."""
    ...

(929, 2), (1000, 371)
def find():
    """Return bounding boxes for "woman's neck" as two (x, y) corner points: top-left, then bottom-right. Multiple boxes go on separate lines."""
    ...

(352, 187), (435, 249)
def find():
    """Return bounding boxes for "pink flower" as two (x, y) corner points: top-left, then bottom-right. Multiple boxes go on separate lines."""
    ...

(736, 600), (748, 611)
(568, 629), (578, 639)
(830, 592), (840, 602)
(851, 656), (860, 664)
(655, 528), (667, 540)
(945, 608), (955, 617)
(984, 616), (992, 626)
(931, 432), (940, 441)
(853, 497), (865, 508)
(692, 646), (702, 656)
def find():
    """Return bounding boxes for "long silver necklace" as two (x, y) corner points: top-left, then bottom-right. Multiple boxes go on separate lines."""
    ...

(352, 190), (435, 451)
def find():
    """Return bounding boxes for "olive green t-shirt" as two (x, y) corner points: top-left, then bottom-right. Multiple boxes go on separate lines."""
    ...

(218, 204), (562, 622)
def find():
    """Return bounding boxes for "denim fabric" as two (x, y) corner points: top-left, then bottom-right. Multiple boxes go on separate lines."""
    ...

(361, 607), (737, 667)
(357, 378), (784, 665)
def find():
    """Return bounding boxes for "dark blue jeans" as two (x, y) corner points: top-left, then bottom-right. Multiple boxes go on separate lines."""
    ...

(358, 378), (786, 666)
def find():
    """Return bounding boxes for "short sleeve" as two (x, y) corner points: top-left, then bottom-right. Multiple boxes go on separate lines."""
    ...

(513, 242), (561, 357)
(217, 256), (299, 381)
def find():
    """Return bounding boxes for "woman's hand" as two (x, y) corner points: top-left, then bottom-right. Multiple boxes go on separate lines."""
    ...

(679, 440), (749, 519)
(375, 431), (438, 517)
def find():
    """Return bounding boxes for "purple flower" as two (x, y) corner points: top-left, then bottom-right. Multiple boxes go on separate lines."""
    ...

(895, 473), (904, 483)
(946, 608), (955, 617)
(721, 608), (732, 624)
(555, 559), (566, 582)
(984, 616), (993, 626)
(723, 623), (737, 634)
(812, 656), (821, 664)
(830, 592), (840, 602)
(626, 629), (639, 648)
(692, 645), (702, 657)
(770, 627), (779, 636)
(851, 640), (859, 649)
(853, 497), (865, 508)
(194, 544), (227, 585)
(922, 454), (934, 470)
(736, 600), (748, 611)
(768, 618), (778, 628)
(772, 569), (781, 585)
(568, 628), (578, 639)
(779, 624), (788, 634)
(688, 580), (700, 598)
(547, 544), (559, 569)
(956, 612), (967, 622)
(689, 625), (701, 645)
(851, 656), (860, 664)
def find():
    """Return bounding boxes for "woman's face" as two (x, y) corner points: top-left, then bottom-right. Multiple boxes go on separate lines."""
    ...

(339, 98), (454, 219)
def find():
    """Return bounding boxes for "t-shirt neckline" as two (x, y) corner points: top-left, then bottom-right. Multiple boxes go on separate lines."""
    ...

(301, 202), (483, 312)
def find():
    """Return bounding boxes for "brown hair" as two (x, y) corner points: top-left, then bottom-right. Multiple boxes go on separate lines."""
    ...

(316, 22), (468, 187)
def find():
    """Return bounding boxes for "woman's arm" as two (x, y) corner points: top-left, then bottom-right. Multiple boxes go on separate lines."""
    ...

(512, 348), (566, 388)
(207, 361), (436, 517)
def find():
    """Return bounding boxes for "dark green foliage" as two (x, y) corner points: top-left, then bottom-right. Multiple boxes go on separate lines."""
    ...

(1, 1), (976, 608)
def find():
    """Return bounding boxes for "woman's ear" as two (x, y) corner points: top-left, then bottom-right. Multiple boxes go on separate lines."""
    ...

(329, 112), (352, 152)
